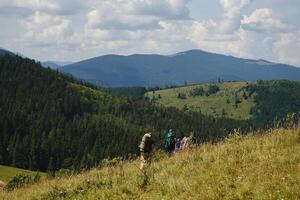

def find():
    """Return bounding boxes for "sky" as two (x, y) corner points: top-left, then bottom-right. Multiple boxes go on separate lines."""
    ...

(0, 0), (299, 66)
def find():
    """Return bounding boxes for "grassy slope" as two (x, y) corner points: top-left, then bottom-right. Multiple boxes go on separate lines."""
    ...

(145, 82), (256, 120)
(1, 127), (300, 200)
(0, 165), (45, 183)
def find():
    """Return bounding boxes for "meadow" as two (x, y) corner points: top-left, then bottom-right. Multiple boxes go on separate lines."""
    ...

(1, 126), (299, 199)
(145, 82), (256, 120)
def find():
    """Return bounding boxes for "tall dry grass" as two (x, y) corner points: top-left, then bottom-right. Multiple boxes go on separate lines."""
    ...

(1, 127), (300, 200)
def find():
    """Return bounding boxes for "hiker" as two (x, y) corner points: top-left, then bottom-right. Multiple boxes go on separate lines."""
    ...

(0, 180), (5, 189)
(165, 129), (176, 156)
(139, 132), (154, 170)
(175, 137), (181, 151)
(180, 136), (189, 150)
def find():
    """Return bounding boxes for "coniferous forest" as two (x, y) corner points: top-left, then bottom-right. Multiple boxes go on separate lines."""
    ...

(0, 55), (249, 172)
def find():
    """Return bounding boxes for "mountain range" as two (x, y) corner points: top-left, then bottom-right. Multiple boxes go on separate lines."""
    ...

(41, 61), (73, 69)
(61, 49), (300, 87)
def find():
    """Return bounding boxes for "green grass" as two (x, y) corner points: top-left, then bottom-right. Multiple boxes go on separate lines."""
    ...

(0, 165), (45, 183)
(1, 126), (300, 199)
(145, 81), (256, 120)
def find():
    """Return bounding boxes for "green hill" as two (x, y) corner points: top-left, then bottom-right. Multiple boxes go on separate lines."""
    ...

(1, 127), (299, 199)
(0, 165), (45, 183)
(145, 80), (300, 122)
(146, 81), (255, 120)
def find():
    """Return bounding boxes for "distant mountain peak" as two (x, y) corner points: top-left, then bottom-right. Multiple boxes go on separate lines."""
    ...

(61, 49), (300, 87)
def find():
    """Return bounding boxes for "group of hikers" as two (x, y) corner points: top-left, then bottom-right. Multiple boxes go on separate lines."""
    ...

(139, 129), (192, 170)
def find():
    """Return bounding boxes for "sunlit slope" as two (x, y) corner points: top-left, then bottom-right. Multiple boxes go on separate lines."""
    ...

(146, 82), (256, 120)
(1, 127), (300, 200)
(0, 165), (45, 183)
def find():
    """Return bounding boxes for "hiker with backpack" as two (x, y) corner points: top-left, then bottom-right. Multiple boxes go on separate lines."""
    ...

(165, 129), (176, 156)
(0, 180), (5, 189)
(180, 132), (194, 150)
(180, 136), (189, 150)
(175, 137), (181, 151)
(139, 132), (154, 170)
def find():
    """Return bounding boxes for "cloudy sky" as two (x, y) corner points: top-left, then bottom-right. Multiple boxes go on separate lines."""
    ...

(0, 0), (299, 66)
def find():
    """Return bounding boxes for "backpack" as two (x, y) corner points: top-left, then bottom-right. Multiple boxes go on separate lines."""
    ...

(165, 132), (175, 150)
(139, 133), (153, 153)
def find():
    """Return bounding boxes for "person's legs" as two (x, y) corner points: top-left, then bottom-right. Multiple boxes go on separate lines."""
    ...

(140, 152), (146, 170)
(140, 152), (151, 170)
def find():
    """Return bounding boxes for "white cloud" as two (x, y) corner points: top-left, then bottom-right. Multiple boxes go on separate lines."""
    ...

(274, 31), (300, 66)
(128, 0), (191, 19)
(220, 0), (252, 18)
(218, 0), (253, 33)
(19, 11), (71, 47)
(242, 8), (294, 33)
(0, 0), (85, 16)
(86, 9), (160, 30)
(85, 0), (191, 31)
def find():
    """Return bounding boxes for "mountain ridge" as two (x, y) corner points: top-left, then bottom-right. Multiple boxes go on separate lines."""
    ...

(41, 61), (74, 69)
(61, 49), (300, 87)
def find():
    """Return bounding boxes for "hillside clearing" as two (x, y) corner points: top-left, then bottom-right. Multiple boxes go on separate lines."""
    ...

(146, 82), (256, 120)
(1, 127), (300, 199)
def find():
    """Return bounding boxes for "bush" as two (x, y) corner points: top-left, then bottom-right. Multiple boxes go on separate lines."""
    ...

(177, 93), (187, 99)
(4, 173), (41, 191)
(284, 113), (298, 128)
(189, 87), (205, 97)
(235, 98), (242, 108)
(206, 85), (220, 96)
(102, 157), (123, 168)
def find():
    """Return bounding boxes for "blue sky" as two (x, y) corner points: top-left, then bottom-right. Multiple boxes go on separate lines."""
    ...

(0, 0), (299, 66)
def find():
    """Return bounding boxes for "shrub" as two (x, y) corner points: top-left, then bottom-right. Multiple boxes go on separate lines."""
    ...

(101, 157), (123, 168)
(4, 173), (41, 191)
(235, 98), (242, 108)
(285, 113), (297, 128)
(177, 93), (187, 99)
(206, 85), (220, 96)
(189, 87), (205, 97)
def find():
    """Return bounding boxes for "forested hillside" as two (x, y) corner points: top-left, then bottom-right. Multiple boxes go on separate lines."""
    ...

(245, 80), (300, 124)
(0, 55), (247, 172)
